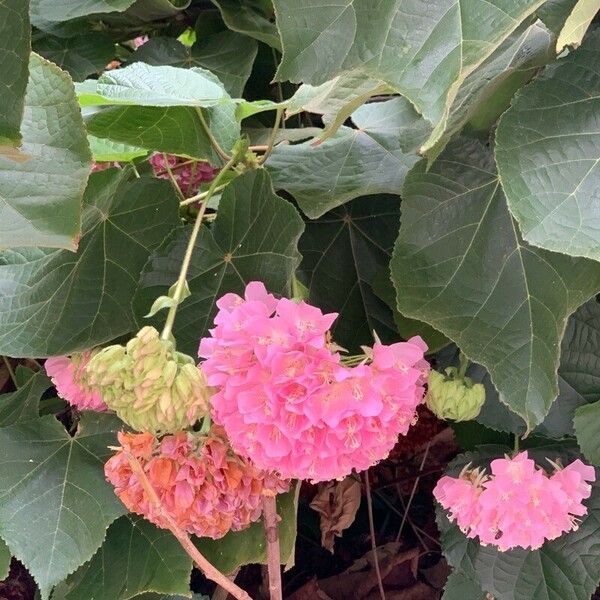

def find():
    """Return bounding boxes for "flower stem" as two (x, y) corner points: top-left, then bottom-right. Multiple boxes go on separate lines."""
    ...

(457, 351), (469, 378)
(365, 470), (385, 600)
(195, 108), (231, 163)
(514, 434), (520, 453)
(124, 452), (253, 600)
(180, 183), (227, 207)
(162, 153), (184, 201)
(161, 156), (236, 341)
(262, 495), (283, 600)
(259, 107), (284, 165)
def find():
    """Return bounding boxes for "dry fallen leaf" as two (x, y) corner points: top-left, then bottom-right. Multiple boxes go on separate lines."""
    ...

(310, 476), (362, 552)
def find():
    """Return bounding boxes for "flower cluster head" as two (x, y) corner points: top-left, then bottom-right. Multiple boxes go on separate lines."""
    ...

(45, 351), (107, 412)
(85, 326), (210, 434)
(434, 451), (596, 551)
(149, 154), (217, 196)
(199, 282), (429, 482)
(105, 427), (288, 539)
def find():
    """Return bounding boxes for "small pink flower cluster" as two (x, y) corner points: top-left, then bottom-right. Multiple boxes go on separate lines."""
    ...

(91, 161), (120, 172)
(45, 352), (107, 411)
(105, 427), (288, 539)
(149, 154), (217, 196)
(199, 282), (429, 482)
(434, 451), (596, 551)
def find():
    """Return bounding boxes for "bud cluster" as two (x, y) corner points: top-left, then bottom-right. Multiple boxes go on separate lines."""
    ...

(86, 326), (210, 434)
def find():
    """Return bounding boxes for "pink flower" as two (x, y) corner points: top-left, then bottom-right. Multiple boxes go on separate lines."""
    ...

(199, 282), (429, 482)
(91, 161), (120, 172)
(105, 428), (288, 539)
(149, 153), (217, 196)
(434, 452), (596, 551)
(45, 352), (107, 411)
(132, 35), (149, 49)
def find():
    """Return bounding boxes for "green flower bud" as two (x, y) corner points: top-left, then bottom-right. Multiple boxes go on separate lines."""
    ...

(85, 326), (211, 433)
(426, 367), (485, 422)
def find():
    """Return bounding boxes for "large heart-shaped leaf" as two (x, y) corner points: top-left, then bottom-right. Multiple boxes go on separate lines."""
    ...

(442, 571), (487, 600)
(0, 371), (51, 426)
(33, 33), (115, 81)
(0, 168), (179, 357)
(134, 169), (304, 356)
(266, 99), (424, 218)
(211, 0), (281, 50)
(391, 138), (600, 431)
(538, 0), (579, 33)
(272, 0), (544, 142)
(56, 516), (192, 600)
(0, 0), (30, 148)
(496, 30), (600, 261)
(77, 62), (228, 107)
(0, 413), (126, 598)
(438, 445), (600, 600)
(129, 33), (258, 97)
(86, 105), (237, 162)
(29, 0), (136, 24)
(425, 19), (554, 159)
(297, 195), (399, 351)
(0, 54), (91, 250)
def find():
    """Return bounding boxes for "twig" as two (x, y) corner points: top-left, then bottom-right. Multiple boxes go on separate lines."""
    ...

(162, 153), (184, 201)
(124, 451), (253, 600)
(195, 108), (231, 163)
(365, 470), (386, 600)
(161, 157), (235, 340)
(396, 441), (431, 543)
(2, 357), (17, 388)
(259, 107), (284, 165)
(262, 495), (283, 600)
(212, 568), (240, 600)
(180, 183), (227, 207)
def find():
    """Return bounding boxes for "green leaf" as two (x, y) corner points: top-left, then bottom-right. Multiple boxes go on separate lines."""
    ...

(286, 74), (392, 142)
(211, 0), (281, 50)
(0, 53), (91, 250)
(124, 0), (190, 20)
(538, 0), (579, 34)
(266, 99), (423, 218)
(391, 138), (600, 431)
(0, 168), (179, 357)
(496, 30), (600, 261)
(0, 0), (30, 147)
(442, 571), (487, 600)
(33, 33), (115, 81)
(556, 0), (600, 50)
(134, 169), (304, 356)
(575, 400), (600, 464)
(0, 371), (51, 426)
(196, 488), (297, 575)
(297, 195), (399, 351)
(57, 516), (192, 600)
(560, 299), (600, 401)
(272, 0), (544, 137)
(129, 34), (258, 97)
(0, 413), (126, 598)
(86, 106), (230, 162)
(0, 539), (10, 581)
(425, 19), (554, 159)
(439, 445), (600, 600)
(30, 0), (136, 24)
(76, 63), (228, 107)
(88, 135), (148, 163)
(372, 268), (450, 353)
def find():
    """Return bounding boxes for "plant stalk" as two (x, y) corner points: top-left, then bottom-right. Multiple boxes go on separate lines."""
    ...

(161, 157), (236, 341)
(124, 452), (253, 600)
(196, 108), (231, 163)
(259, 107), (284, 165)
(262, 495), (283, 600)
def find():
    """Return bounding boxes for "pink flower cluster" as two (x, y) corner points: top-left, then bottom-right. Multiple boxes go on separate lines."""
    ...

(199, 282), (429, 482)
(45, 352), (107, 412)
(149, 154), (217, 196)
(105, 427), (288, 539)
(434, 451), (596, 551)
